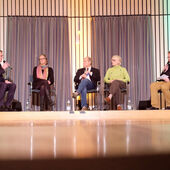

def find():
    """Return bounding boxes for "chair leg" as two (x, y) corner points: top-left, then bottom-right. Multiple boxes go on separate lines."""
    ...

(40, 96), (45, 111)
(160, 92), (162, 109)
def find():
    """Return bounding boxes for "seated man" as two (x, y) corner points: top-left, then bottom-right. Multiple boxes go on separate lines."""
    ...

(72, 57), (100, 111)
(0, 50), (16, 111)
(104, 55), (130, 110)
(150, 51), (170, 109)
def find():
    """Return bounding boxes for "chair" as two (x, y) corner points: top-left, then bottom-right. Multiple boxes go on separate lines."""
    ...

(28, 82), (56, 111)
(104, 82), (129, 110)
(74, 81), (100, 110)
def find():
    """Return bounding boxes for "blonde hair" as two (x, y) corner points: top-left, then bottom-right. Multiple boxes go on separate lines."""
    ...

(112, 55), (122, 65)
(84, 56), (92, 65)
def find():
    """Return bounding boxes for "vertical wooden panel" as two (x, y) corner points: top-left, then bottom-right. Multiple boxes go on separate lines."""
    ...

(110, 0), (115, 15)
(106, 0), (110, 15)
(27, 0), (31, 16)
(143, 0), (146, 14)
(130, 0), (132, 15)
(155, 0), (159, 15)
(102, 0), (106, 15)
(168, 0), (170, 14)
(115, 0), (118, 15)
(90, 0), (94, 16)
(43, 0), (47, 16)
(119, 0), (122, 15)
(39, 0), (43, 16)
(147, 0), (150, 15)
(3, 0), (7, 16)
(8, 0), (11, 16)
(122, 0), (126, 15)
(95, 0), (98, 16)
(0, 0), (3, 16)
(0, 17), (4, 50)
(35, 0), (39, 16)
(55, 0), (59, 16)
(32, 0), (35, 16)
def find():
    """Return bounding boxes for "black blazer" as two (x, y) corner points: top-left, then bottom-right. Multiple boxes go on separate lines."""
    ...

(0, 64), (5, 82)
(33, 66), (54, 88)
(74, 67), (101, 88)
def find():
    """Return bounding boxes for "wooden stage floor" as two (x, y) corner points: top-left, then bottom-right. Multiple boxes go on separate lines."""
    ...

(1, 110), (170, 170)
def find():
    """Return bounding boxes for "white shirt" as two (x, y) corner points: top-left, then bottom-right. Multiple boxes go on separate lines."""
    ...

(79, 67), (93, 81)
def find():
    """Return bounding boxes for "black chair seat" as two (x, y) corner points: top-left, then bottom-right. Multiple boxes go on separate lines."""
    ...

(121, 88), (127, 93)
(32, 89), (40, 93)
(87, 89), (98, 93)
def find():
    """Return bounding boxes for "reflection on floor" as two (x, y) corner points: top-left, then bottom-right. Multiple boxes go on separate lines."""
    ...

(0, 110), (170, 169)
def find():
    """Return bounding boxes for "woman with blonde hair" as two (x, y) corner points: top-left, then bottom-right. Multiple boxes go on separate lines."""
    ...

(33, 54), (54, 111)
(104, 55), (130, 110)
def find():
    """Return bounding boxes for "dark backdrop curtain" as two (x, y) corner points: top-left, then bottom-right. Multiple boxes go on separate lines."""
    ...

(91, 16), (154, 108)
(7, 17), (71, 111)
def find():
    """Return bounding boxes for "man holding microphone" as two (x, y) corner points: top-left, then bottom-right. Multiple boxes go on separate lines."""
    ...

(72, 57), (100, 111)
(0, 50), (16, 111)
(150, 51), (170, 109)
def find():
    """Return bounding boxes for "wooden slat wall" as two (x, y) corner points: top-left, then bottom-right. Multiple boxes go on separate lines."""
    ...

(0, 0), (170, 17)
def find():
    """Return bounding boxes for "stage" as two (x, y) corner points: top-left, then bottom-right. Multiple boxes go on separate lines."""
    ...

(1, 110), (170, 170)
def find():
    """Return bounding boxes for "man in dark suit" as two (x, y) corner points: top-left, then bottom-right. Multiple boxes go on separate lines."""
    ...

(73, 57), (100, 111)
(0, 50), (16, 111)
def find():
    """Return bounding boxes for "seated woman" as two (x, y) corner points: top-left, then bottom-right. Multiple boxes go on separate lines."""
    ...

(33, 54), (54, 111)
(104, 55), (130, 110)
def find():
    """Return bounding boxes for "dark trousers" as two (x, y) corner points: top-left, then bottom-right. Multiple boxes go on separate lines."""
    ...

(33, 79), (50, 101)
(109, 80), (126, 105)
(0, 82), (16, 107)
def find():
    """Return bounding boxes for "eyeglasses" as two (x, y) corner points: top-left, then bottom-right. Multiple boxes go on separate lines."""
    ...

(39, 58), (46, 60)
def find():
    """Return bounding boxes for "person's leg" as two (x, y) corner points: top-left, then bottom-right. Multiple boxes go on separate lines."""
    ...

(77, 79), (95, 93)
(44, 83), (54, 107)
(109, 80), (125, 96)
(77, 79), (95, 108)
(39, 84), (46, 111)
(105, 80), (125, 105)
(81, 88), (87, 108)
(0, 82), (7, 107)
(4, 83), (16, 107)
(161, 82), (170, 108)
(150, 81), (163, 109)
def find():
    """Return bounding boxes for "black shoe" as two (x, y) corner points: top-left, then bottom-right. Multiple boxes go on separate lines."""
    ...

(0, 106), (5, 111)
(5, 105), (14, 111)
(166, 106), (170, 110)
(0, 105), (10, 111)
(150, 107), (159, 110)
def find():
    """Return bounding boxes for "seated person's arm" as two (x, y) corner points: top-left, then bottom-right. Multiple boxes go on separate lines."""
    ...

(0, 66), (5, 75)
(33, 67), (38, 83)
(48, 68), (54, 85)
(122, 68), (130, 83)
(104, 69), (112, 83)
(74, 69), (82, 84)
(90, 69), (101, 82)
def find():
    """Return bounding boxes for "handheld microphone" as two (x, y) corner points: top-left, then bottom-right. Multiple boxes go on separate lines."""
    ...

(3, 60), (12, 70)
